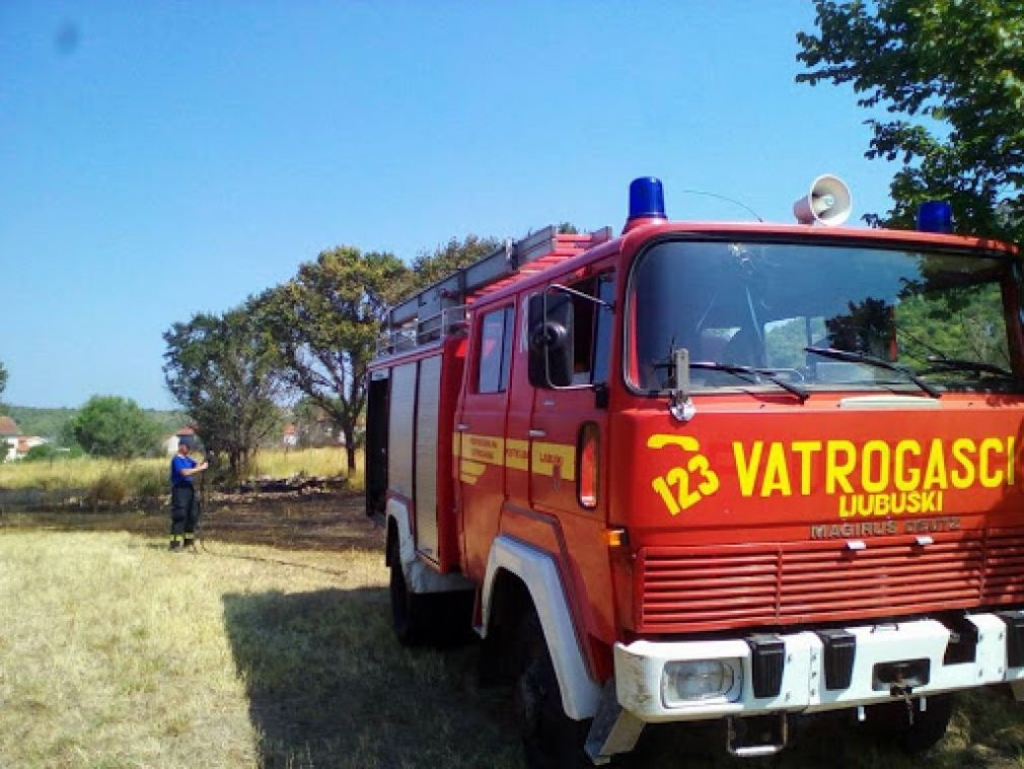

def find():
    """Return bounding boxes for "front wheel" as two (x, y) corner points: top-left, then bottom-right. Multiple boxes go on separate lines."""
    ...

(513, 609), (591, 769)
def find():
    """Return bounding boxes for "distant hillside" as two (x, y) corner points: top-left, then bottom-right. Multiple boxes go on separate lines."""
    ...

(4, 407), (76, 441)
(3, 405), (187, 442)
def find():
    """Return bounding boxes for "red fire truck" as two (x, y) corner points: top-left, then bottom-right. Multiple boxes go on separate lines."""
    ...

(365, 176), (1024, 766)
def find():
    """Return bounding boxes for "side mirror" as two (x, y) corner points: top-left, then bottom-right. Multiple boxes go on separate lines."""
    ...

(528, 291), (574, 388)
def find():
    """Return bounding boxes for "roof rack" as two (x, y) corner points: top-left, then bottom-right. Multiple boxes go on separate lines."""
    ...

(378, 225), (612, 355)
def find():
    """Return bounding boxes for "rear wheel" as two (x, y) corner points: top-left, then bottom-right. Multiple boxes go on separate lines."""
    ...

(388, 536), (428, 646)
(513, 609), (591, 769)
(388, 536), (474, 647)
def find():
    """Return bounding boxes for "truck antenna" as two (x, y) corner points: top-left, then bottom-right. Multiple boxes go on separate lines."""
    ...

(678, 189), (764, 223)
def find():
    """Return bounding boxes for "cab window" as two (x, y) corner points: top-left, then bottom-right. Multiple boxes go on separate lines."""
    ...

(476, 306), (515, 393)
(568, 273), (615, 385)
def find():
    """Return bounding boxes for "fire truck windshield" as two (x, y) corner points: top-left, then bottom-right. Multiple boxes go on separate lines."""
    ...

(627, 239), (1023, 395)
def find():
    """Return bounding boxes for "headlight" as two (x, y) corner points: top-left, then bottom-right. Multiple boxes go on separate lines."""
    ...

(662, 659), (740, 706)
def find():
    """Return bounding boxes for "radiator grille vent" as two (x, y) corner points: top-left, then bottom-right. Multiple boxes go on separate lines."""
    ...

(638, 531), (1024, 633)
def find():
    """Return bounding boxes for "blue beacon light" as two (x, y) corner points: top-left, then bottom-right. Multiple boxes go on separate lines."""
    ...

(627, 177), (666, 226)
(917, 201), (953, 233)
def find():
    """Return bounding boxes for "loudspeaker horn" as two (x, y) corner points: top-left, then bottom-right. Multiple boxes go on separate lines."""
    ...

(793, 175), (852, 226)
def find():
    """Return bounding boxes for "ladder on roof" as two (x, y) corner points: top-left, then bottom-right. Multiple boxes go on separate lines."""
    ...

(378, 225), (613, 355)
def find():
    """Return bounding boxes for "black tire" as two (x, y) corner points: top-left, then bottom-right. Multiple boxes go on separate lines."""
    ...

(513, 609), (591, 769)
(388, 536), (474, 647)
(388, 536), (427, 646)
(862, 693), (955, 754)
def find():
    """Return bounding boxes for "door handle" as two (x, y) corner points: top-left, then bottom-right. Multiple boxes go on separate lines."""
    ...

(456, 423), (470, 432)
(528, 429), (546, 438)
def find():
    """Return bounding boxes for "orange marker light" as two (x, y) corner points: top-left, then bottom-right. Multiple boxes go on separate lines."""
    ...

(604, 528), (628, 548)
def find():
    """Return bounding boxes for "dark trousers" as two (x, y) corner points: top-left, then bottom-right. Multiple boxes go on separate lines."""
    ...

(171, 484), (200, 538)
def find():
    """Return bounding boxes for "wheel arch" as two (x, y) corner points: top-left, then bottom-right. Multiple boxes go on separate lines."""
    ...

(385, 496), (413, 568)
(386, 495), (473, 594)
(480, 535), (602, 720)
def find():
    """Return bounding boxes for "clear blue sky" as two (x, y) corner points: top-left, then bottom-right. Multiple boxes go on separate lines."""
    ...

(1, 2), (896, 410)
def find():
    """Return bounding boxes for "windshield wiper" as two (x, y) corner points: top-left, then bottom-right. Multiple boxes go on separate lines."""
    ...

(923, 356), (1015, 379)
(690, 361), (810, 402)
(805, 346), (941, 398)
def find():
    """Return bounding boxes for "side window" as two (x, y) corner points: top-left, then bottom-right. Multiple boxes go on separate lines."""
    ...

(593, 273), (615, 383)
(568, 273), (615, 385)
(476, 306), (515, 393)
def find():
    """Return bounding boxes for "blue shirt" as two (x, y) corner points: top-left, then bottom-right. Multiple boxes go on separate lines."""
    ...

(171, 454), (197, 487)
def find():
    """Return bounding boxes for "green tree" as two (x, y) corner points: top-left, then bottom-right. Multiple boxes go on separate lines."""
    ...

(408, 234), (502, 290)
(163, 309), (284, 480)
(66, 395), (162, 460)
(253, 247), (408, 474)
(290, 397), (337, 448)
(0, 362), (7, 415)
(897, 283), (1009, 369)
(797, 1), (1024, 242)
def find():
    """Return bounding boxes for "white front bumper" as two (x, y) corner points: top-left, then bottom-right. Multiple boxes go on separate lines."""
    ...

(614, 614), (1023, 723)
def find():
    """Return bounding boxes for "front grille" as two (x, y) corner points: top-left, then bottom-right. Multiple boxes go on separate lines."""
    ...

(637, 530), (1024, 633)
(983, 531), (1024, 603)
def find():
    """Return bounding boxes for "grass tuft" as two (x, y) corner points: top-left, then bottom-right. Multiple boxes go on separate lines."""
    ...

(87, 471), (131, 506)
(253, 446), (358, 480)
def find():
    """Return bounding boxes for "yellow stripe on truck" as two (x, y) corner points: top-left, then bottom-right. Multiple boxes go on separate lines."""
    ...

(456, 433), (576, 481)
(505, 439), (529, 471)
(465, 434), (505, 465)
(532, 441), (576, 481)
(460, 460), (487, 485)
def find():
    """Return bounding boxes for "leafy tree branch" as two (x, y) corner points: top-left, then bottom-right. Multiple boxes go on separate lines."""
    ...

(797, 0), (1024, 241)
(252, 247), (408, 474)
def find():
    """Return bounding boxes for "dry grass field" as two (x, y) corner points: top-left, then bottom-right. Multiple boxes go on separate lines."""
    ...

(3, 490), (1024, 768)
(0, 448), (357, 500)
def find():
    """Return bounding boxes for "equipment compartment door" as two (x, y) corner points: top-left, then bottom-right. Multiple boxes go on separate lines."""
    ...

(414, 356), (442, 560)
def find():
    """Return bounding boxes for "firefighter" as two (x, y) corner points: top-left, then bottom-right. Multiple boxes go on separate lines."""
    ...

(169, 439), (208, 551)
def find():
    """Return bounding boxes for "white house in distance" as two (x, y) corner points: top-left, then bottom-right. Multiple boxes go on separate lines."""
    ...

(0, 416), (18, 462)
(15, 435), (47, 456)
(0, 416), (48, 461)
(283, 423), (298, 449)
(162, 427), (198, 456)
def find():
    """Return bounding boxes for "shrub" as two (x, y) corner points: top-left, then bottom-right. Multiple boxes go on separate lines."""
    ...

(20, 445), (84, 463)
(88, 472), (131, 507)
(23, 445), (61, 462)
(126, 465), (166, 500)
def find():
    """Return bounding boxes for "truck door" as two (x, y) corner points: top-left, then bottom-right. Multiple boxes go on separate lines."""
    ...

(456, 303), (515, 579)
(504, 294), (534, 509)
(528, 271), (615, 521)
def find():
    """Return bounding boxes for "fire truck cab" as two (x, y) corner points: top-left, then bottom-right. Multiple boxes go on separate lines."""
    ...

(366, 177), (1024, 766)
